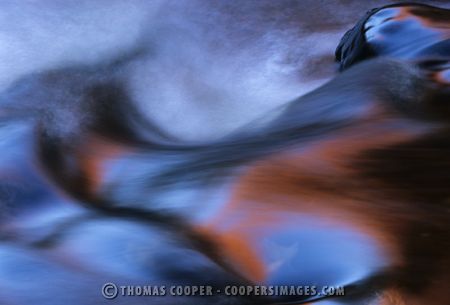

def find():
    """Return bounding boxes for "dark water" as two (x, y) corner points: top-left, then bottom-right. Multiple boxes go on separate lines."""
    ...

(0, 1), (449, 305)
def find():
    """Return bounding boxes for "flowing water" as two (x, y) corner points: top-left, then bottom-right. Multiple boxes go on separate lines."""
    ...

(0, 1), (449, 304)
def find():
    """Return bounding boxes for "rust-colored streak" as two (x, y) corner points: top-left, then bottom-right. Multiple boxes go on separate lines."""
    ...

(199, 122), (426, 282)
(390, 7), (411, 22)
(409, 6), (450, 29)
(197, 227), (267, 283)
(75, 133), (131, 196)
(432, 69), (450, 85)
(391, 6), (450, 31)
